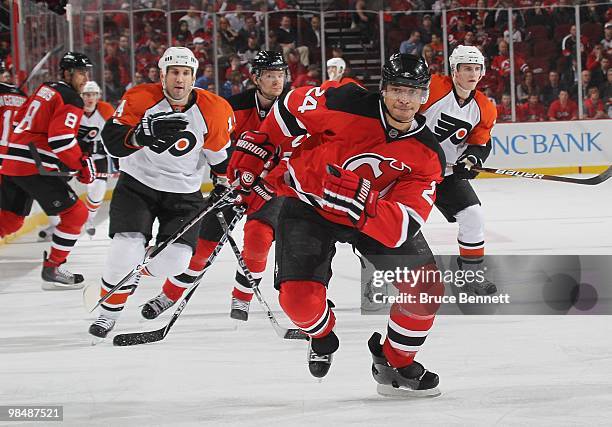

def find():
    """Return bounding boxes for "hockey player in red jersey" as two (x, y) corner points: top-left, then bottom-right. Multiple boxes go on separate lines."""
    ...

(227, 54), (446, 396)
(77, 81), (116, 236)
(419, 45), (498, 295)
(88, 47), (235, 339)
(0, 52), (96, 289)
(140, 51), (291, 322)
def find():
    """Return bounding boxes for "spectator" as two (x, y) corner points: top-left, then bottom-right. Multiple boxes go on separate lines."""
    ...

(525, 1), (551, 28)
(179, 6), (204, 36)
(599, 67), (612, 101)
(218, 17), (239, 57)
(472, 19), (493, 56)
(195, 64), (215, 90)
(144, 65), (160, 83)
(560, 56), (579, 90)
(548, 90), (578, 121)
(136, 35), (163, 70)
(607, 95), (612, 118)
(591, 56), (609, 88)
(561, 25), (589, 60)
(118, 35), (131, 62)
(541, 71), (566, 106)
(292, 64), (321, 89)
(422, 44), (442, 74)
(276, 15), (310, 67)
(125, 71), (144, 91)
(174, 20), (193, 46)
(496, 93), (513, 122)
(103, 69), (124, 106)
(418, 14), (435, 45)
(303, 15), (322, 52)
(226, 4), (247, 33)
(449, 16), (470, 49)
(286, 48), (306, 83)
(220, 70), (245, 99)
(478, 57), (504, 99)
(193, 37), (211, 70)
(516, 71), (539, 104)
(602, 22), (612, 55)
(400, 30), (423, 56)
(580, 0), (604, 25)
(586, 44), (606, 72)
(503, 15), (524, 43)
(583, 86), (607, 119)
(238, 16), (264, 52)
(491, 40), (528, 82)
(239, 35), (261, 64)
(224, 54), (250, 81)
(352, 0), (373, 44)
(569, 69), (592, 102)
(518, 94), (547, 122)
(551, 0), (575, 26)
(267, 30), (282, 54)
(429, 33), (445, 60)
(493, 0), (525, 30)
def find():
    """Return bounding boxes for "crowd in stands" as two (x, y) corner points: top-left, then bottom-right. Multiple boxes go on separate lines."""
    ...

(4, 0), (612, 121)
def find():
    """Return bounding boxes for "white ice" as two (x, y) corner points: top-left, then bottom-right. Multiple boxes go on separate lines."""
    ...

(1, 177), (611, 426)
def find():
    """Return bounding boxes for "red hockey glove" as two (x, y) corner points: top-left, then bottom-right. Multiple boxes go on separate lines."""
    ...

(227, 131), (276, 189)
(236, 177), (275, 216)
(321, 164), (378, 228)
(77, 156), (96, 184)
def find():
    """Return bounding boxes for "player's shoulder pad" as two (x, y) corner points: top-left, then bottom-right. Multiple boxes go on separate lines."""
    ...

(324, 83), (379, 119)
(123, 82), (164, 104)
(0, 82), (26, 97)
(194, 87), (233, 120)
(227, 87), (257, 111)
(46, 81), (84, 108)
(97, 101), (115, 119)
(412, 114), (447, 177)
(473, 90), (497, 123)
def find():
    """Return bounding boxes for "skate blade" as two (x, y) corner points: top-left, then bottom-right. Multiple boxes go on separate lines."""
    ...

(41, 281), (84, 291)
(376, 383), (441, 398)
(90, 335), (106, 346)
(82, 283), (100, 311)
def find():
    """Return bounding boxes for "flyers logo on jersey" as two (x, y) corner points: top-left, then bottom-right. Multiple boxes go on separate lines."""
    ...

(433, 112), (472, 145)
(342, 153), (411, 194)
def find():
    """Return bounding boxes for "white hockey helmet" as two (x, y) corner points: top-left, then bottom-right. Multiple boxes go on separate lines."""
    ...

(158, 46), (199, 76)
(449, 45), (485, 76)
(82, 81), (101, 94)
(326, 57), (346, 75)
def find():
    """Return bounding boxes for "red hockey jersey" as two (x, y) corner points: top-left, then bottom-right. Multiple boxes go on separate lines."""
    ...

(0, 81), (85, 176)
(0, 82), (28, 171)
(259, 84), (445, 248)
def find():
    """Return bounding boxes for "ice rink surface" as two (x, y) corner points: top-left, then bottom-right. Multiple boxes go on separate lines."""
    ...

(1, 176), (611, 426)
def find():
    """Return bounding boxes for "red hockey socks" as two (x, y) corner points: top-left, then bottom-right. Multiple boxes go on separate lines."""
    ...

(278, 280), (336, 338)
(46, 201), (87, 266)
(0, 210), (24, 237)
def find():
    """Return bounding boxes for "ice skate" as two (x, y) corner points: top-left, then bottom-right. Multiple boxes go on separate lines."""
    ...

(457, 257), (497, 295)
(230, 296), (250, 321)
(141, 292), (176, 320)
(84, 219), (96, 237)
(307, 331), (339, 379)
(368, 332), (440, 398)
(41, 251), (84, 290)
(89, 314), (116, 343)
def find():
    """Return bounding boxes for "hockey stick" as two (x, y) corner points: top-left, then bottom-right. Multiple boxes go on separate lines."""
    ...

(85, 187), (237, 312)
(473, 165), (612, 185)
(217, 213), (309, 341)
(19, 44), (65, 91)
(28, 143), (116, 178)
(112, 208), (244, 346)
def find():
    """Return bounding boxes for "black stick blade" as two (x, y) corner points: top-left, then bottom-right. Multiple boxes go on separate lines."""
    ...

(113, 328), (166, 346)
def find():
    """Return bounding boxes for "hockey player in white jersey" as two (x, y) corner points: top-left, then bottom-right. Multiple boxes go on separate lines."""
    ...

(419, 45), (498, 295)
(88, 47), (235, 338)
(77, 81), (116, 236)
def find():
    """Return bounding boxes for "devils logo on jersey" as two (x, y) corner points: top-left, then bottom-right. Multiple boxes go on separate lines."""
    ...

(342, 153), (411, 196)
(433, 112), (472, 145)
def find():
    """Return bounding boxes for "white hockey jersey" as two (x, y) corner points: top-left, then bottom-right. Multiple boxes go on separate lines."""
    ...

(79, 101), (114, 160)
(419, 74), (497, 176)
(107, 83), (234, 193)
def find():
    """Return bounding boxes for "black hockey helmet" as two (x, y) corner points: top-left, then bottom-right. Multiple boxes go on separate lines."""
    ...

(59, 52), (94, 72)
(250, 51), (288, 77)
(380, 53), (430, 91)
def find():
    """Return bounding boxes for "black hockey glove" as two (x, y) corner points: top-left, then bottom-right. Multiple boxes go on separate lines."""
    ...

(209, 175), (237, 205)
(453, 153), (482, 180)
(133, 112), (189, 153)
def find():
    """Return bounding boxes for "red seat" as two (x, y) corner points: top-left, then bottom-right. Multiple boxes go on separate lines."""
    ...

(527, 25), (550, 41)
(581, 22), (604, 45)
(533, 39), (558, 59)
(553, 23), (573, 42)
(513, 41), (531, 57)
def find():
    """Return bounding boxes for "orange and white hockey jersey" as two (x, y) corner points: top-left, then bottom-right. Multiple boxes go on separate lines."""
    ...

(102, 83), (235, 193)
(419, 74), (497, 176)
(79, 101), (114, 160)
